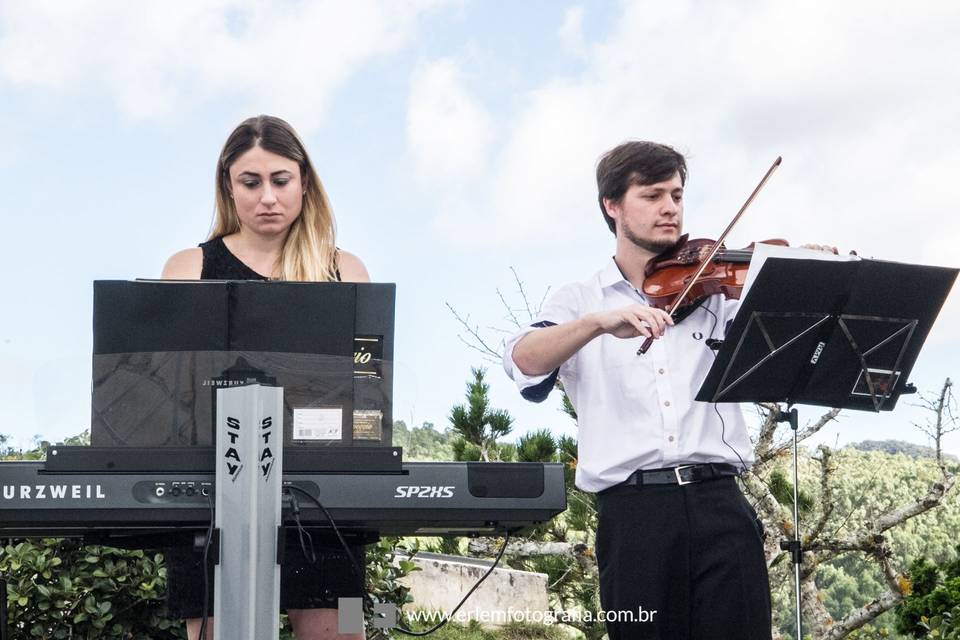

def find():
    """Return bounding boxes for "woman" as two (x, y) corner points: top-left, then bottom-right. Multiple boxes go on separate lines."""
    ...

(162, 115), (368, 640)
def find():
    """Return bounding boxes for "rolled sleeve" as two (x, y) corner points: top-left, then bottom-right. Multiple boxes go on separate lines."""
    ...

(502, 284), (581, 402)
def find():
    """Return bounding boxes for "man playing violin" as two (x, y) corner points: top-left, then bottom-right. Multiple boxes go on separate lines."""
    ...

(502, 141), (833, 639)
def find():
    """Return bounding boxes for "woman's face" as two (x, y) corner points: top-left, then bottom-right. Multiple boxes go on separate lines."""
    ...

(228, 144), (305, 237)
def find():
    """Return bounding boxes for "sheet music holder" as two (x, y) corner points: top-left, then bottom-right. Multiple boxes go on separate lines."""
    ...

(90, 279), (396, 448)
(694, 254), (956, 640)
(696, 257), (958, 411)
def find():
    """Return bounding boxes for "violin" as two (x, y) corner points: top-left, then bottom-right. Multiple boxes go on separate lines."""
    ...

(642, 235), (789, 312)
(636, 157), (783, 355)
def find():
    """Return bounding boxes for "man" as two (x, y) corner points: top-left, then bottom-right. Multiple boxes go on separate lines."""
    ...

(503, 141), (774, 639)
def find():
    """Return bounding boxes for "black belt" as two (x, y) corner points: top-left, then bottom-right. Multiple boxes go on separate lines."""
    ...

(604, 463), (741, 492)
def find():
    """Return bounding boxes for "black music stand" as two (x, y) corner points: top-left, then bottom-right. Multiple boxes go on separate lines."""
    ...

(696, 256), (958, 639)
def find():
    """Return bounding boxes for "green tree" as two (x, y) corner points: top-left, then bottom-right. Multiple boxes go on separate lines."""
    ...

(392, 420), (455, 461)
(449, 368), (514, 462)
(895, 547), (960, 637)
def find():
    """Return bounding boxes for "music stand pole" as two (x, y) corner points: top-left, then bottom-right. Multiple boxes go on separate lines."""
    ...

(777, 407), (803, 639)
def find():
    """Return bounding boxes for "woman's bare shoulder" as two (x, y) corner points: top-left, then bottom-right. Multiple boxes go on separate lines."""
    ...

(337, 250), (370, 283)
(161, 248), (203, 279)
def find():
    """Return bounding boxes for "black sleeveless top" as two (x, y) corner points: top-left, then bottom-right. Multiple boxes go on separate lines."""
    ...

(199, 236), (341, 281)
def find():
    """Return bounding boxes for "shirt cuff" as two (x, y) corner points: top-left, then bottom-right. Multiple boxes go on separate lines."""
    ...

(502, 322), (560, 403)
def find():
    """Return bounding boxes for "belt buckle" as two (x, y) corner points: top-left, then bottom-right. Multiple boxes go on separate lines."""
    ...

(674, 465), (697, 485)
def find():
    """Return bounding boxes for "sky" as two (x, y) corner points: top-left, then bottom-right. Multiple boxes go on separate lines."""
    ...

(1, 0), (958, 457)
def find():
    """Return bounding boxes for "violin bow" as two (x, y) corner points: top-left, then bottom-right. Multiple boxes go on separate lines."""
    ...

(637, 156), (782, 355)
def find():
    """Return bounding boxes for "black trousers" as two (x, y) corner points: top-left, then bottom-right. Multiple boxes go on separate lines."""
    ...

(595, 477), (772, 640)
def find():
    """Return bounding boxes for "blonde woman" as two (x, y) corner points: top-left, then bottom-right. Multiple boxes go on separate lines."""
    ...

(162, 115), (367, 640)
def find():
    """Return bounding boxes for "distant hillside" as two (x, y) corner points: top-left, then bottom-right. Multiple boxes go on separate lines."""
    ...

(392, 420), (456, 461)
(849, 439), (958, 462)
(393, 428), (960, 464)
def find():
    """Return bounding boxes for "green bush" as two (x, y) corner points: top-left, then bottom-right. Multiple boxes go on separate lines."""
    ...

(896, 548), (960, 638)
(0, 535), (419, 638)
(366, 537), (420, 617)
(0, 539), (182, 639)
(919, 607), (960, 639)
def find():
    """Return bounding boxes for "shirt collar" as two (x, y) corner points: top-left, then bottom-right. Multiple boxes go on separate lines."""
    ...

(598, 257), (629, 289)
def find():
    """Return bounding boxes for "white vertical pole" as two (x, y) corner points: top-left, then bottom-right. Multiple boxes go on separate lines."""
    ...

(214, 383), (284, 640)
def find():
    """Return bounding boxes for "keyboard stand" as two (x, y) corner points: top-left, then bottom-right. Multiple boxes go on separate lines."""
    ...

(214, 383), (284, 640)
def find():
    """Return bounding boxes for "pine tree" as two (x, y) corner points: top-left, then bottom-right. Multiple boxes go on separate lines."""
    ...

(448, 368), (514, 462)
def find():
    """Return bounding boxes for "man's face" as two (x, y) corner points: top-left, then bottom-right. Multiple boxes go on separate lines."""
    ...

(605, 172), (684, 254)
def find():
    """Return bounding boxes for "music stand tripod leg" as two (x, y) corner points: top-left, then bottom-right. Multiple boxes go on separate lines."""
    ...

(776, 406), (803, 640)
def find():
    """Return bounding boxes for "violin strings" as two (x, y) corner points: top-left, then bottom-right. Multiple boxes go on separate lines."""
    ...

(674, 249), (754, 261)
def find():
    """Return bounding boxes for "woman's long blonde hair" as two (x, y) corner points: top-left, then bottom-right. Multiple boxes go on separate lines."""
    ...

(210, 115), (338, 281)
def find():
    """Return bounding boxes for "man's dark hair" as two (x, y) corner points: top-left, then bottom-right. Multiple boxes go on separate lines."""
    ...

(596, 141), (687, 234)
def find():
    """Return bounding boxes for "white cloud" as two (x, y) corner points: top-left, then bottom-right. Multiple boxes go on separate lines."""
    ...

(427, 0), (960, 261)
(406, 58), (493, 180)
(0, 0), (448, 130)
(418, 1), (960, 454)
(558, 6), (585, 55)
(483, 82), (607, 245)
(0, 119), (19, 168)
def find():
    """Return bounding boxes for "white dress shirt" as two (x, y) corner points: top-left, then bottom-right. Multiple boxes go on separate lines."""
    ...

(503, 258), (755, 493)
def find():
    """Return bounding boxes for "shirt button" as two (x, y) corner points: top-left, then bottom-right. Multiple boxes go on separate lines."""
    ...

(659, 368), (665, 374)
(664, 400), (671, 407)
(668, 435), (675, 442)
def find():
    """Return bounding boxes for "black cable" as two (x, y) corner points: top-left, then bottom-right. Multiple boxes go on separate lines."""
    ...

(283, 488), (373, 620)
(283, 485), (362, 581)
(700, 302), (720, 354)
(287, 491), (317, 564)
(198, 492), (215, 640)
(700, 304), (749, 471)
(285, 486), (389, 633)
(700, 302), (783, 521)
(714, 404), (749, 472)
(282, 485), (513, 636)
(391, 532), (512, 636)
(701, 302), (812, 522)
